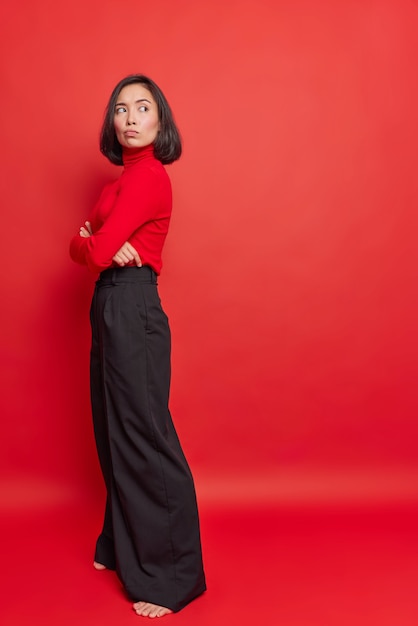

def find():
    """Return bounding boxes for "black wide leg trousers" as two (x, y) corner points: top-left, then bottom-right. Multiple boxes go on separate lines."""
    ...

(89, 266), (206, 612)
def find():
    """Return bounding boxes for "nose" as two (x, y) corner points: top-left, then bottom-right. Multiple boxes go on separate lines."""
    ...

(127, 111), (136, 125)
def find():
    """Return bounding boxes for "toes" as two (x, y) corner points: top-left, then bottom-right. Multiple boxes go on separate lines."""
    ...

(134, 602), (152, 616)
(133, 602), (173, 618)
(133, 601), (146, 610)
(149, 605), (170, 618)
(149, 606), (160, 618)
(142, 604), (154, 617)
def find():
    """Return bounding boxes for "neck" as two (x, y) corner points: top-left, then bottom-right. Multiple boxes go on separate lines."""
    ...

(122, 143), (155, 167)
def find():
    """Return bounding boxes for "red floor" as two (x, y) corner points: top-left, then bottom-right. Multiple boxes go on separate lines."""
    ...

(1, 481), (418, 626)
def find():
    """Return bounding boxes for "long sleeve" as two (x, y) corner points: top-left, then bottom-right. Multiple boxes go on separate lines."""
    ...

(70, 156), (172, 275)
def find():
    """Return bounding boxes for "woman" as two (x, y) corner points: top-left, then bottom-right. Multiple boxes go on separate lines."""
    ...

(70, 74), (206, 618)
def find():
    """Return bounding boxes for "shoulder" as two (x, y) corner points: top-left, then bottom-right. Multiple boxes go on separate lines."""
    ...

(123, 159), (171, 188)
(142, 158), (169, 179)
(117, 161), (172, 209)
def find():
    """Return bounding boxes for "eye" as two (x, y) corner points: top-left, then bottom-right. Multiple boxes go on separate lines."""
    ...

(115, 106), (126, 114)
(139, 105), (148, 112)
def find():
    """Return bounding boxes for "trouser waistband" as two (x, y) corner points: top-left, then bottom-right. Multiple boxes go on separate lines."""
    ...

(97, 265), (158, 284)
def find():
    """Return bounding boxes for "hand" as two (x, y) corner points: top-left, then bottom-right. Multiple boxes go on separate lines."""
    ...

(113, 242), (142, 267)
(79, 221), (92, 238)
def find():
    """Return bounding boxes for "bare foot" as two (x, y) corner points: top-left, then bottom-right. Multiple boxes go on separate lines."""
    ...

(93, 561), (107, 570)
(133, 601), (173, 618)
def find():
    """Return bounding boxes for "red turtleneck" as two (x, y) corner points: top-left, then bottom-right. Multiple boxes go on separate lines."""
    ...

(69, 144), (172, 274)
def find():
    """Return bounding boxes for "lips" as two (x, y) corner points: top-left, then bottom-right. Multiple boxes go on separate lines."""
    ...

(124, 130), (138, 137)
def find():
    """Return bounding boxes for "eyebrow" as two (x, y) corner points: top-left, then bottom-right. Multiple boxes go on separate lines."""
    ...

(115, 98), (152, 106)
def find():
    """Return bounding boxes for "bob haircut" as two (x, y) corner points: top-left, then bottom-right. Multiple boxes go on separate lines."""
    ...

(100, 74), (182, 166)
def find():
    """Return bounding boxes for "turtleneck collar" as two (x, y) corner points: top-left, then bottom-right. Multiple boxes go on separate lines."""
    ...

(122, 143), (155, 168)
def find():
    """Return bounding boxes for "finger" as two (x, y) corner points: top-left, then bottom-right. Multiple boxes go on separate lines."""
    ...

(130, 248), (141, 266)
(119, 251), (132, 263)
(112, 254), (125, 267)
(124, 243), (142, 267)
(85, 221), (93, 235)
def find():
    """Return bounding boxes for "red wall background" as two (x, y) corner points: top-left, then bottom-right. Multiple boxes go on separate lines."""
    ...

(0, 0), (417, 502)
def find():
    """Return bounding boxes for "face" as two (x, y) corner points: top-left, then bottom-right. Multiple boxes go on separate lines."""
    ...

(113, 83), (160, 150)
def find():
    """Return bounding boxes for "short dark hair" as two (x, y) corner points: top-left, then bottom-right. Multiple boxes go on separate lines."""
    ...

(100, 74), (182, 165)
